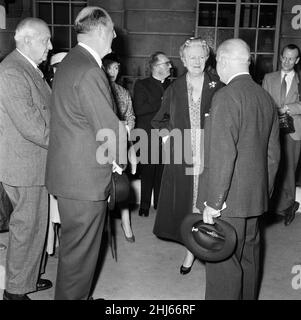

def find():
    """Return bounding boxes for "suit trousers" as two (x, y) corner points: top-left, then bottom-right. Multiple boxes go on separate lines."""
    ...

(2, 184), (48, 294)
(139, 163), (163, 210)
(205, 216), (260, 300)
(272, 134), (301, 213)
(55, 197), (107, 300)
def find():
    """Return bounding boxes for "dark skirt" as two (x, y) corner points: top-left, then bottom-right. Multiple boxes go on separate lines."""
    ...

(153, 163), (194, 244)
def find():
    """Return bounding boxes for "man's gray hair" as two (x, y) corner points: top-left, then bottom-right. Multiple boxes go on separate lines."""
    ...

(14, 17), (48, 43)
(74, 6), (111, 34)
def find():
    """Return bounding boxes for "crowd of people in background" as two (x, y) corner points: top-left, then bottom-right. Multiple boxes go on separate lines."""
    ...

(0, 5), (301, 300)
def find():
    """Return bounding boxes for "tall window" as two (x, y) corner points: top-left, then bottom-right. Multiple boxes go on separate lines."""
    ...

(196, 0), (282, 83)
(34, 0), (87, 52)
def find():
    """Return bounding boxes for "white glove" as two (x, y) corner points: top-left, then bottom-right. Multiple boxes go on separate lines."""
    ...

(112, 160), (123, 175)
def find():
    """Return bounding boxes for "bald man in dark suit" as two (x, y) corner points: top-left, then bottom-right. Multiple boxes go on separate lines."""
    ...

(197, 39), (280, 300)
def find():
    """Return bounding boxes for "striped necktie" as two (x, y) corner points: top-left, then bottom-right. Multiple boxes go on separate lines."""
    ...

(280, 74), (287, 107)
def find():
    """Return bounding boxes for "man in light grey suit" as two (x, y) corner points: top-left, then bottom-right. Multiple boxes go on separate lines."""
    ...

(263, 44), (301, 226)
(0, 18), (53, 300)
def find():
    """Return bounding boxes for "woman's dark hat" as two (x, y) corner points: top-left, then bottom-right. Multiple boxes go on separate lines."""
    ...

(180, 213), (237, 262)
(108, 172), (130, 210)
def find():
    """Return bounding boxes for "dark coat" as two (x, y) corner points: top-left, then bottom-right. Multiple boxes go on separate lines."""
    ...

(46, 45), (127, 201)
(133, 76), (170, 133)
(152, 71), (223, 243)
(197, 74), (280, 218)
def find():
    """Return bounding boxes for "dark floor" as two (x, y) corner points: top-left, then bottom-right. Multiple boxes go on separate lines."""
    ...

(1, 188), (301, 300)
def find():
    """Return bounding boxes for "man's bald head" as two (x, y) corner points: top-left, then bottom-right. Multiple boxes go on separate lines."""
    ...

(14, 18), (49, 44)
(217, 39), (250, 64)
(14, 17), (52, 65)
(216, 38), (250, 84)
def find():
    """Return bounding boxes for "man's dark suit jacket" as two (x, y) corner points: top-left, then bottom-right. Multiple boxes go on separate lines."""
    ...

(197, 74), (280, 218)
(133, 76), (170, 133)
(46, 45), (127, 201)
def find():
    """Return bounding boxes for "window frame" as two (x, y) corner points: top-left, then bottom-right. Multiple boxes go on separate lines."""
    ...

(195, 0), (283, 78)
(33, 0), (88, 52)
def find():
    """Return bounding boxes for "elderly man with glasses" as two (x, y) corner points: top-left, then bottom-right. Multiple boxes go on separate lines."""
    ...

(133, 51), (172, 218)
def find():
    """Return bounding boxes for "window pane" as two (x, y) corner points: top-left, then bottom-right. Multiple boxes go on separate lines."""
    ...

(37, 3), (51, 24)
(240, 5), (258, 28)
(241, 0), (259, 3)
(198, 4), (216, 27)
(239, 29), (256, 51)
(257, 30), (274, 52)
(216, 28), (234, 48)
(218, 5), (235, 27)
(71, 28), (77, 48)
(53, 27), (69, 50)
(54, 4), (69, 25)
(197, 27), (215, 49)
(259, 5), (277, 28)
(255, 54), (273, 83)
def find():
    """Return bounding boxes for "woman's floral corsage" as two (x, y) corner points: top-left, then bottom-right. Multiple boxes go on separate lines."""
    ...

(209, 81), (217, 88)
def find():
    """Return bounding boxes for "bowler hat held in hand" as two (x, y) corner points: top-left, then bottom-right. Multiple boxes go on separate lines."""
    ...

(180, 213), (237, 262)
(108, 172), (130, 210)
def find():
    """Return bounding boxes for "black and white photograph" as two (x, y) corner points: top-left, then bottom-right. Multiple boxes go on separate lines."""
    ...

(0, 0), (301, 306)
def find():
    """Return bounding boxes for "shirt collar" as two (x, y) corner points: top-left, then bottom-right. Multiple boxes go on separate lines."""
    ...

(17, 48), (38, 69)
(152, 75), (165, 83)
(227, 72), (249, 84)
(78, 42), (102, 69)
(281, 69), (295, 80)
(226, 71), (249, 84)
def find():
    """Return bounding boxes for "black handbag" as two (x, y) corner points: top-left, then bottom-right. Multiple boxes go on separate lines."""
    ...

(0, 182), (13, 232)
(279, 112), (295, 134)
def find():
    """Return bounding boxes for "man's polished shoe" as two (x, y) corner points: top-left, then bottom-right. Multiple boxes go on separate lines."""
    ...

(36, 278), (53, 291)
(284, 201), (299, 226)
(138, 208), (149, 217)
(3, 290), (31, 300)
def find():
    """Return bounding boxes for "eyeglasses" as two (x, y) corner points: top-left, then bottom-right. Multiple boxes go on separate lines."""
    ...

(156, 61), (172, 66)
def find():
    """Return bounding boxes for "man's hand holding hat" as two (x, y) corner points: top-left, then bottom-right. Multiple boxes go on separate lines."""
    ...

(203, 206), (221, 224)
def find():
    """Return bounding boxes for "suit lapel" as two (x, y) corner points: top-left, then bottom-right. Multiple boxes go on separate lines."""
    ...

(286, 73), (299, 103)
(11, 50), (51, 122)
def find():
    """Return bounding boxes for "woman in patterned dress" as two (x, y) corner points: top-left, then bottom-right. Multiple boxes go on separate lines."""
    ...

(152, 38), (223, 273)
(103, 54), (136, 242)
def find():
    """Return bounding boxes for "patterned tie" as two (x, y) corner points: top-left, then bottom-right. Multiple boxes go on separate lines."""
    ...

(280, 74), (287, 107)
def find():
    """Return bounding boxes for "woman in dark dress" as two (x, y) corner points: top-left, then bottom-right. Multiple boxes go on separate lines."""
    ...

(152, 38), (223, 273)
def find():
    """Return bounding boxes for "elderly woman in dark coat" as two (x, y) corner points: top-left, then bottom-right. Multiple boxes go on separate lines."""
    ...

(152, 38), (223, 274)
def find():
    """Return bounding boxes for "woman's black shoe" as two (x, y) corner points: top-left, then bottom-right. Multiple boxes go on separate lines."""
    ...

(138, 208), (149, 217)
(180, 265), (192, 275)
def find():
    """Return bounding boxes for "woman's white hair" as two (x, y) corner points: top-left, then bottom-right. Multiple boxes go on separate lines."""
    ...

(179, 37), (210, 60)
